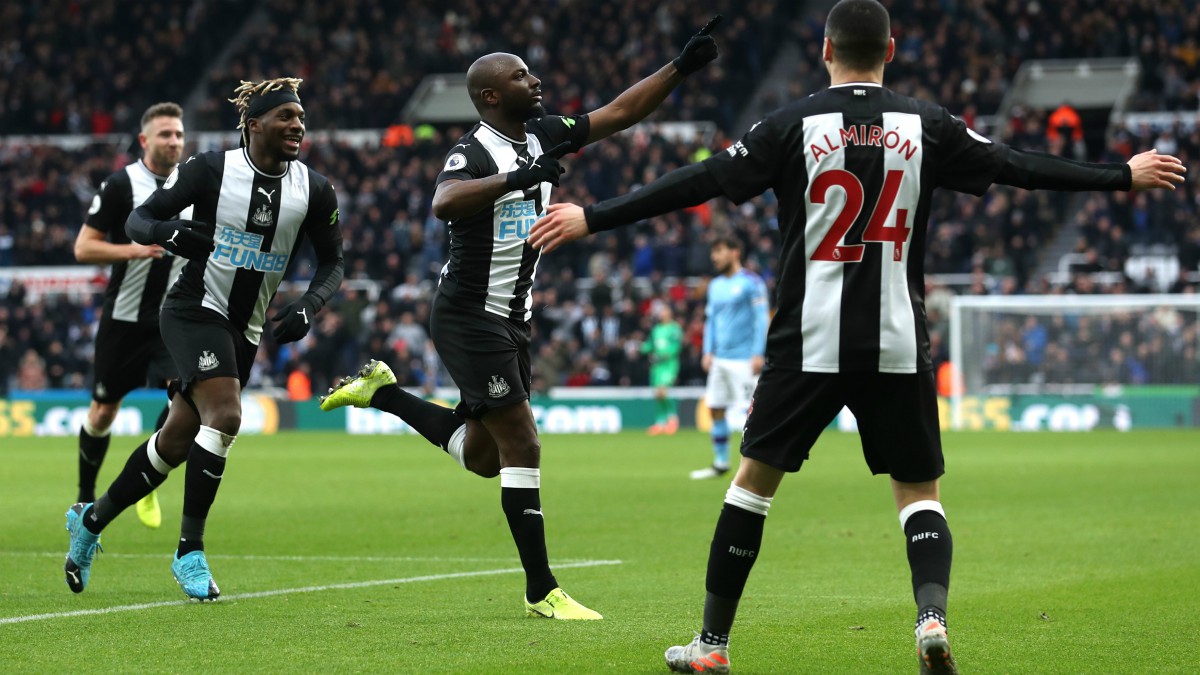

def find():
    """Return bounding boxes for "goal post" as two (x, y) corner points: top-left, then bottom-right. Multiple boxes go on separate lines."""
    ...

(947, 294), (1200, 431)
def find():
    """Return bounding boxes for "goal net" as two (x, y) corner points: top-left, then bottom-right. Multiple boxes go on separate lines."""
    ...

(947, 294), (1200, 431)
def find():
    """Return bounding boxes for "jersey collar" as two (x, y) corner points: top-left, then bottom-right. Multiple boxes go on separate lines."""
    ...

(828, 82), (884, 89)
(241, 148), (290, 178)
(479, 121), (527, 145)
(135, 158), (173, 180)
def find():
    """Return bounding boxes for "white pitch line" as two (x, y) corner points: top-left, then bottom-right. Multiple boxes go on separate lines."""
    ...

(0, 559), (622, 626)
(2, 551), (601, 564)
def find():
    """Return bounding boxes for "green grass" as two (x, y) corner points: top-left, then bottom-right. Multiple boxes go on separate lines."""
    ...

(2, 430), (1198, 673)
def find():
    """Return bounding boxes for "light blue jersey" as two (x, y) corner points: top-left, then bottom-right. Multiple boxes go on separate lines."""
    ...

(703, 269), (769, 360)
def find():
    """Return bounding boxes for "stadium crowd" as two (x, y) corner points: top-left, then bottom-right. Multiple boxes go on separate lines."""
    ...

(975, 306), (1200, 389)
(190, 0), (796, 133)
(3, 0), (1199, 396)
(0, 0), (255, 135)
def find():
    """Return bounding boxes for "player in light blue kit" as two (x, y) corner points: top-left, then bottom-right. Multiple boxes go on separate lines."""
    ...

(693, 234), (769, 479)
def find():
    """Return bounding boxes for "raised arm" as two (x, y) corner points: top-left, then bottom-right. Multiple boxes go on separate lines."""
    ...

(585, 16), (722, 144)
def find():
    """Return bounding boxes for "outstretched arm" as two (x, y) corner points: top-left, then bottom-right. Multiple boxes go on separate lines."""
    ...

(995, 147), (1184, 192)
(529, 163), (723, 253)
(585, 16), (722, 144)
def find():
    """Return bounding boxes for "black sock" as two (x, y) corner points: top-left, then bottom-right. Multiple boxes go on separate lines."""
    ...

(180, 515), (206, 555)
(371, 385), (462, 448)
(77, 426), (111, 503)
(501, 486), (557, 602)
(85, 440), (167, 534)
(703, 503), (766, 636)
(154, 403), (170, 431)
(905, 509), (953, 625)
(179, 441), (227, 555)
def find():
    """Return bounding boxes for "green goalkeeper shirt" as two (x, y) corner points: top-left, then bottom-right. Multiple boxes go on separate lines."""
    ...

(644, 321), (683, 371)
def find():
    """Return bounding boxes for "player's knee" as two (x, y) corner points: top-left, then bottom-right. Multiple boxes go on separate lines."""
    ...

(204, 404), (242, 437)
(497, 434), (540, 465)
(467, 458), (501, 479)
(89, 403), (119, 431)
(154, 428), (191, 465)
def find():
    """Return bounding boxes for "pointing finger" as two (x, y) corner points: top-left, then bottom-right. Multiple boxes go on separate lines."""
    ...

(698, 14), (723, 36)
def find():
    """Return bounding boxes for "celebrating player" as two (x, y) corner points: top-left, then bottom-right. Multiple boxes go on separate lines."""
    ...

(530, 0), (1185, 670)
(73, 102), (189, 529)
(320, 17), (723, 620)
(63, 78), (344, 601)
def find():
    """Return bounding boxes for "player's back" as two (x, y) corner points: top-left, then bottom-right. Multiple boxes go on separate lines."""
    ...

(704, 84), (1007, 374)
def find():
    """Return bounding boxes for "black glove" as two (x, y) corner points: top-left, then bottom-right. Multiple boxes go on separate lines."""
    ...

(152, 219), (214, 260)
(506, 142), (571, 190)
(271, 294), (321, 344)
(673, 15), (722, 76)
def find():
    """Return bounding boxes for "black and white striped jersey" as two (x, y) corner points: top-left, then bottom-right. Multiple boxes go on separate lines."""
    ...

(435, 114), (590, 321)
(135, 148), (342, 345)
(703, 83), (1009, 374)
(84, 160), (190, 323)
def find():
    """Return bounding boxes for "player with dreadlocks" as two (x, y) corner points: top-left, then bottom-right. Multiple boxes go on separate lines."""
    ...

(62, 77), (344, 600)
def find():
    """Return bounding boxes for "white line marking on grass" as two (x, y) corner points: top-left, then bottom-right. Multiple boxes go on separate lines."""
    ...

(3, 551), (600, 564)
(0, 559), (622, 626)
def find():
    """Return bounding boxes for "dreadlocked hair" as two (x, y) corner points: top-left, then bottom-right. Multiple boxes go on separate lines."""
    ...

(229, 77), (303, 145)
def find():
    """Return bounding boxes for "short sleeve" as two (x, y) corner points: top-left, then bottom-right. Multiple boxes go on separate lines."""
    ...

(435, 141), (494, 186)
(702, 116), (781, 204)
(934, 109), (1010, 196)
(140, 153), (211, 219)
(84, 173), (132, 234)
(526, 114), (591, 154)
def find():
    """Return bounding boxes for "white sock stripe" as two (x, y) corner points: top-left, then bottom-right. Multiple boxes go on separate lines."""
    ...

(899, 500), (945, 530)
(82, 418), (111, 437)
(499, 467), (540, 489)
(146, 432), (173, 475)
(445, 425), (468, 469)
(195, 426), (235, 458)
(724, 484), (773, 516)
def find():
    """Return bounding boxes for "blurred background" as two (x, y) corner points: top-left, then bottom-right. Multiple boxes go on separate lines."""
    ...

(1, 0), (1198, 430)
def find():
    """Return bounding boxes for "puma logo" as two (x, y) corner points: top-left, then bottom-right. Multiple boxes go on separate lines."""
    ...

(523, 509), (543, 516)
(166, 229), (180, 246)
(202, 469), (223, 480)
(257, 187), (276, 203)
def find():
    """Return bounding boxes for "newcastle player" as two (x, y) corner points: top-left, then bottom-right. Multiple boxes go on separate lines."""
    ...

(530, 0), (1185, 670)
(321, 18), (724, 620)
(73, 102), (190, 529)
(63, 78), (344, 601)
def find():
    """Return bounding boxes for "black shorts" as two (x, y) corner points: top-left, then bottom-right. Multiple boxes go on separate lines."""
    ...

(429, 290), (530, 419)
(740, 367), (944, 483)
(91, 316), (176, 403)
(160, 305), (258, 389)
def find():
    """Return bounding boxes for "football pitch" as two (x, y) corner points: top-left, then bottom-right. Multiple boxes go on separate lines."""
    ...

(2, 429), (1197, 673)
